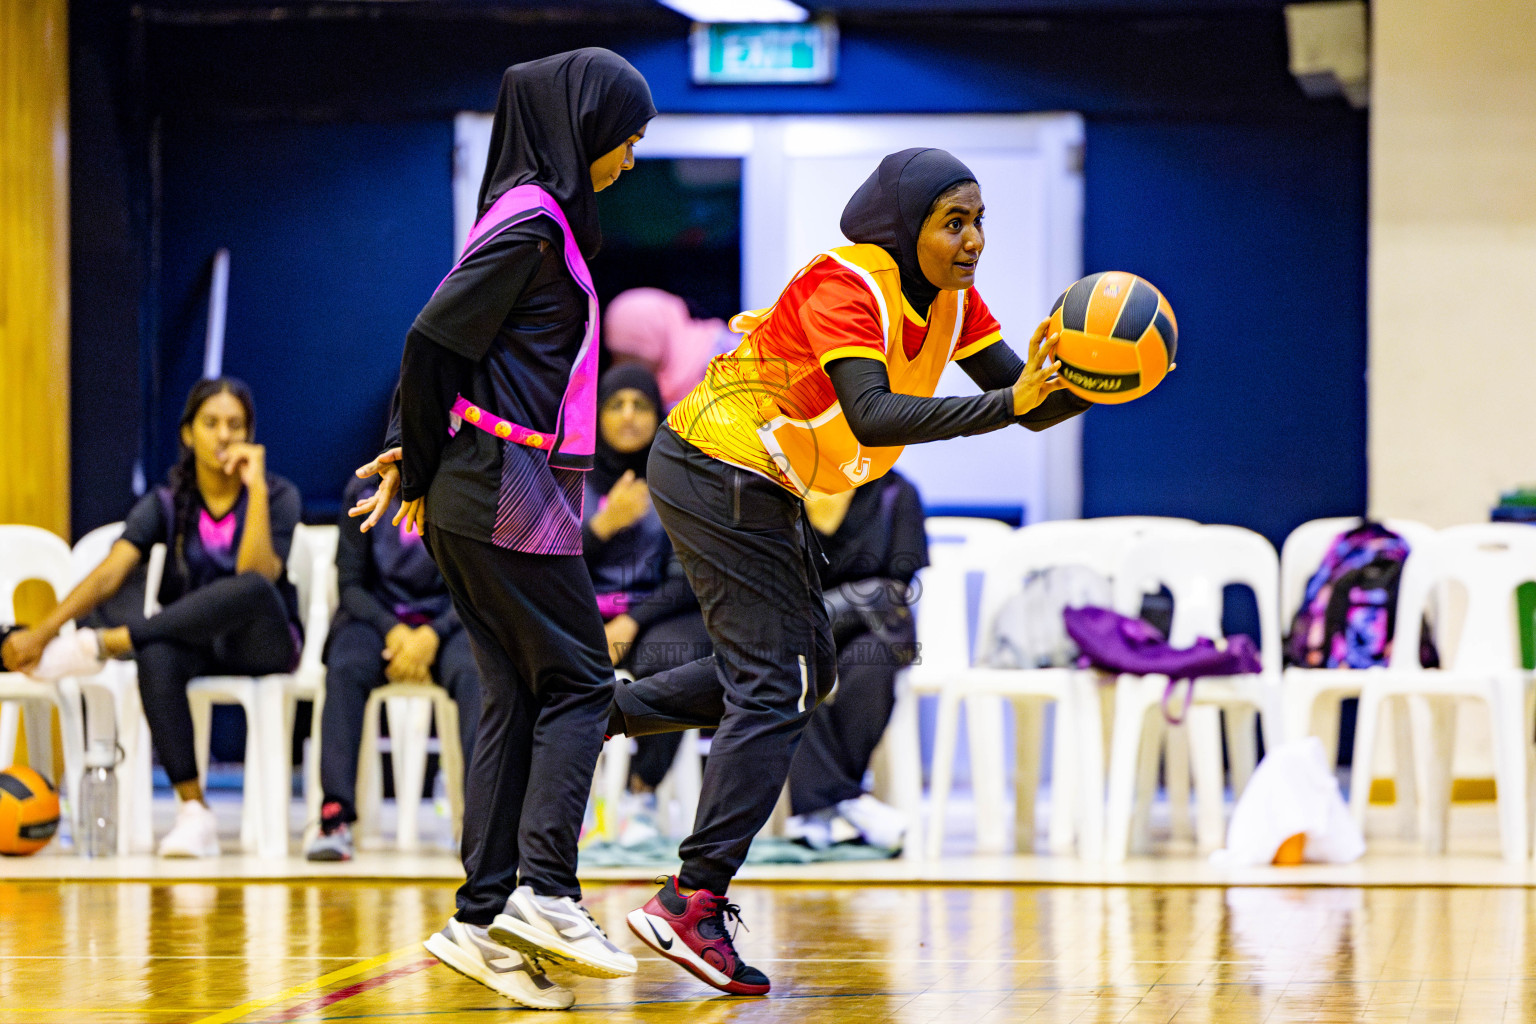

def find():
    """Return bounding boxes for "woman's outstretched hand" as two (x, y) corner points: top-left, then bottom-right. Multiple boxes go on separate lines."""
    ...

(1011, 317), (1069, 416)
(351, 448), (402, 534)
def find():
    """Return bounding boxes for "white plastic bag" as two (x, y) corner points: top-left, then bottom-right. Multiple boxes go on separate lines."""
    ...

(1218, 736), (1365, 866)
(984, 565), (1112, 669)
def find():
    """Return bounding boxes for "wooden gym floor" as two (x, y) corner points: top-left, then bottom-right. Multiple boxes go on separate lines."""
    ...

(3, 880), (1536, 1023)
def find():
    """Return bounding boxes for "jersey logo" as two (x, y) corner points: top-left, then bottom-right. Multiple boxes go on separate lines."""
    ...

(840, 449), (872, 484)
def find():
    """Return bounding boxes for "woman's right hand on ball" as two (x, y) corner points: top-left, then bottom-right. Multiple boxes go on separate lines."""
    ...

(350, 447), (402, 533)
(1012, 318), (1068, 416)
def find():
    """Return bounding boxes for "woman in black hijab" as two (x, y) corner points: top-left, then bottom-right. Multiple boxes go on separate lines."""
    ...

(351, 48), (655, 1010)
(607, 148), (1091, 996)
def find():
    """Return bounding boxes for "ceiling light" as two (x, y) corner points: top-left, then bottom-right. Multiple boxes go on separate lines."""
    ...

(656, 0), (809, 23)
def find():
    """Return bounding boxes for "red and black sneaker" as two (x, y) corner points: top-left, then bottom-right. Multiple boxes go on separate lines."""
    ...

(626, 876), (770, 996)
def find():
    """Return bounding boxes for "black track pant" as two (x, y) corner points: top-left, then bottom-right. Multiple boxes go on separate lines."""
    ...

(610, 426), (837, 894)
(129, 573), (298, 786)
(623, 610), (711, 791)
(318, 619), (481, 822)
(786, 628), (910, 815)
(428, 528), (612, 922)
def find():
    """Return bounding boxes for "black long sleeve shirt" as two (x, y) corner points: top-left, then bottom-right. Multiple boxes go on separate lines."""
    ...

(824, 339), (1091, 448)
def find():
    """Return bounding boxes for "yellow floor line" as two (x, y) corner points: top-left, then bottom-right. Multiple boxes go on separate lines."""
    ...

(187, 942), (421, 1024)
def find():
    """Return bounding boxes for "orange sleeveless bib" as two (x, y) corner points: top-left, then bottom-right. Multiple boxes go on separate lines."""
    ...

(736, 245), (965, 497)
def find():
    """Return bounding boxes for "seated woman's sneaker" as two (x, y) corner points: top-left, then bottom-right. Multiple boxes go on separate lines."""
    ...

(157, 799), (221, 858)
(29, 629), (106, 681)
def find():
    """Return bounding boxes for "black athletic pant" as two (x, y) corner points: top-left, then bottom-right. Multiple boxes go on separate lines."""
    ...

(786, 626), (911, 815)
(427, 528), (612, 922)
(610, 426), (838, 894)
(318, 618), (481, 822)
(623, 610), (711, 791)
(129, 573), (298, 786)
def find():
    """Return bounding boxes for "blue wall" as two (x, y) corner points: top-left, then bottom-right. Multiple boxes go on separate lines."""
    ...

(1081, 118), (1368, 544)
(155, 120), (453, 514)
(72, 5), (1365, 542)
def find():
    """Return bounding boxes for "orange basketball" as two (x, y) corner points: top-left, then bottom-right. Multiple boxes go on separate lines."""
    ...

(1047, 271), (1178, 405)
(0, 764), (60, 856)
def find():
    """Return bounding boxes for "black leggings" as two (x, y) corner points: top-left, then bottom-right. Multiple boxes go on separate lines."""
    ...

(129, 573), (298, 786)
(622, 610), (711, 791)
(611, 427), (838, 893)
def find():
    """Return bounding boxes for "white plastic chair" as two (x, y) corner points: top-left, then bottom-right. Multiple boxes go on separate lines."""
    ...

(0, 526), (86, 830)
(1279, 516), (1436, 838)
(354, 680), (467, 850)
(1348, 523), (1536, 862)
(290, 524), (338, 847)
(923, 521), (1129, 859)
(883, 516), (1015, 858)
(146, 526), (323, 858)
(64, 522), (157, 853)
(1102, 524), (1283, 860)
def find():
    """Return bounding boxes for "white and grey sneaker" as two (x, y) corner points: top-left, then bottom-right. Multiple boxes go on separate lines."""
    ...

(489, 886), (638, 979)
(837, 794), (907, 850)
(30, 628), (106, 681)
(423, 917), (574, 1011)
(157, 799), (221, 858)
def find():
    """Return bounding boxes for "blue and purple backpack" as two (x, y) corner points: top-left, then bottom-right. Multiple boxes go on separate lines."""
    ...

(1286, 522), (1419, 669)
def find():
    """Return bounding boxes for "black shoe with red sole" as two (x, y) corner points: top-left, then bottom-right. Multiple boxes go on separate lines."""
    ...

(626, 876), (770, 996)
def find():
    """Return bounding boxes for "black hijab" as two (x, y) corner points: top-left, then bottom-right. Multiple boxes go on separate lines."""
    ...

(839, 148), (977, 318)
(477, 48), (657, 260)
(593, 363), (664, 493)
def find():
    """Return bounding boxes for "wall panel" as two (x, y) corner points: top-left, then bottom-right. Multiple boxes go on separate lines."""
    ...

(1, 0), (70, 536)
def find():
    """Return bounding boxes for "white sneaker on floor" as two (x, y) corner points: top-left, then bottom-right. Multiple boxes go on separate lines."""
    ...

(29, 628), (105, 681)
(489, 886), (638, 979)
(157, 800), (221, 858)
(837, 794), (907, 850)
(424, 917), (573, 1011)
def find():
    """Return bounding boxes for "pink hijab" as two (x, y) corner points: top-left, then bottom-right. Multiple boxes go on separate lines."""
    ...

(603, 288), (731, 409)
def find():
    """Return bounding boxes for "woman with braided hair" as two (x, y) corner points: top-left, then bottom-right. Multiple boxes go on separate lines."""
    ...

(2, 377), (303, 858)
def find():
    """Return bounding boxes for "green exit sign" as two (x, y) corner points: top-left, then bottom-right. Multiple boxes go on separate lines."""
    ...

(690, 18), (838, 85)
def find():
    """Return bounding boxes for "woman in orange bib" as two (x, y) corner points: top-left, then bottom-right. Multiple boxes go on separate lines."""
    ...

(614, 148), (1090, 995)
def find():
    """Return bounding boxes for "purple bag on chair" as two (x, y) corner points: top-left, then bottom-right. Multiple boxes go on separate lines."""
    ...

(1062, 605), (1262, 722)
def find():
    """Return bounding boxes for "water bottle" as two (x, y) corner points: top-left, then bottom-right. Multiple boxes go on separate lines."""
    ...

(78, 739), (118, 858)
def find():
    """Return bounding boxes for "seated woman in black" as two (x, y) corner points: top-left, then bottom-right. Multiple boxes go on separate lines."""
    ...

(785, 469), (928, 852)
(306, 474), (482, 861)
(1, 378), (302, 858)
(583, 365), (709, 842)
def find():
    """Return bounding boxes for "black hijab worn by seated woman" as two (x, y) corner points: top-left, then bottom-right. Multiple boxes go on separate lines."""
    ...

(593, 363), (664, 494)
(839, 147), (977, 319)
(477, 47), (657, 260)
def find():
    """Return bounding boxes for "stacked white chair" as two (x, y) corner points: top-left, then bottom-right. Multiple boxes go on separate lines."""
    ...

(1279, 516), (1436, 838)
(924, 521), (1126, 859)
(1348, 523), (1536, 862)
(884, 516), (1014, 858)
(64, 522), (156, 853)
(1102, 524), (1283, 860)
(147, 525), (325, 857)
(289, 524), (338, 847)
(0, 526), (86, 831)
(354, 680), (467, 850)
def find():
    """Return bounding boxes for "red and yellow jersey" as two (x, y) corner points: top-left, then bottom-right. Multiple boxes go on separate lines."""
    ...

(667, 244), (1004, 496)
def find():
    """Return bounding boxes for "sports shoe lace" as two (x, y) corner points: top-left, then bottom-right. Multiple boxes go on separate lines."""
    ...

(579, 905), (610, 939)
(705, 897), (750, 944)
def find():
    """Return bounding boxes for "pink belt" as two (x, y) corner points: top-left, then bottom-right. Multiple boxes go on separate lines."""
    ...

(450, 396), (552, 451)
